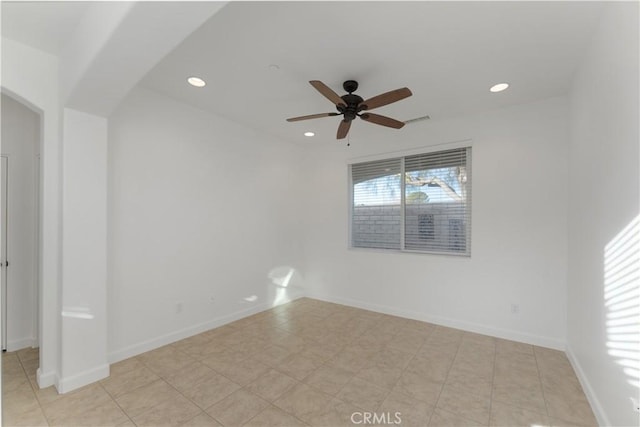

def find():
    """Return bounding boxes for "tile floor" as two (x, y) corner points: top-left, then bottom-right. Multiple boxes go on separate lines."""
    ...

(2, 298), (597, 426)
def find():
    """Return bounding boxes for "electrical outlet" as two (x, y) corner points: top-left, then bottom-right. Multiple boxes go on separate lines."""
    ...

(209, 296), (215, 304)
(175, 302), (183, 314)
(631, 397), (640, 413)
(510, 304), (520, 314)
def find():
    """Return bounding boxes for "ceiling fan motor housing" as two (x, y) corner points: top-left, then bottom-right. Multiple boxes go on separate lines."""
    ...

(338, 94), (363, 121)
(338, 81), (363, 121)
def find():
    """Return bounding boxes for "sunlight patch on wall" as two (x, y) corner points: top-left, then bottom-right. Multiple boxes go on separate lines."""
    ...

(604, 214), (640, 389)
(268, 266), (302, 307)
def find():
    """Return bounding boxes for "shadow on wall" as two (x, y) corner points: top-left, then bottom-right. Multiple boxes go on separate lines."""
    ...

(604, 214), (639, 408)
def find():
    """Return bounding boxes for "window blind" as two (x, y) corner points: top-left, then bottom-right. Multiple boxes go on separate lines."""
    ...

(404, 148), (471, 255)
(351, 158), (402, 249)
(350, 147), (471, 255)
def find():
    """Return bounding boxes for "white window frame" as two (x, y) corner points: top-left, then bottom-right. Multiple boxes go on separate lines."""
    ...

(348, 140), (472, 257)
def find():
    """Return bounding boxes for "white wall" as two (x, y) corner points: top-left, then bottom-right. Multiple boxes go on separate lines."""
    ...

(1, 94), (39, 351)
(1, 37), (61, 388)
(107, 87), (305, 361)
(59, 108), (109, 392)
(567, 3), (639, 426)
(303, 96), (570, 349)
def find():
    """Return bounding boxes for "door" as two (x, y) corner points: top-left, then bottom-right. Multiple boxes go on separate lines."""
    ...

(1, 156), (8, 351)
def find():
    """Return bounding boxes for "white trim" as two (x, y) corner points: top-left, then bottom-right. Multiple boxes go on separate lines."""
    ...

(307, 292), (565, 350)
(36, 367), (56, 389)
(346, 139), (473, 165)
(108, 296), (303, 364)
(565, 344), (610, 427)
(6, 337), (37, 352)
(56, 364), (110, 394)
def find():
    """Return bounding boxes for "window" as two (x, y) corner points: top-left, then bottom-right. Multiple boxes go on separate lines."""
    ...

(350, 146), (471, 255)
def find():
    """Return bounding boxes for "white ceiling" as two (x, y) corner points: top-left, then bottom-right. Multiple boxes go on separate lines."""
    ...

(140, 1), (604, 144)
(2, 1), (606, 145)
(1, 1), (90, 55)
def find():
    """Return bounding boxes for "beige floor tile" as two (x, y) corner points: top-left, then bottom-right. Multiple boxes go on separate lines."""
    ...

(2, 375), (33, 394)
(355, 361), (403, 390)
(41, 383), (112, 422)
(208, 356), (270, 386)
(405, 353), (453, 382)
(101, 366), (160, 398)
(492, 381), (547, 413)
(443, 371), (492, 400)
(436, 383), (491, 425)
(489, 401), (550, 427)
(325, 349), (369, 374)
(138, 346), (198, 377)
(273, 382), (334, 423)
(132, 394), (201, 427)
(305, 397), (362, 427)
(368, 346), (415, 369)
(298, 339), (344, 361)
(303, 363), (353, 395)
(549, 416), (599, 426)
(393, 371), (443, 405)
(253, 344), (294, 367)
(176, 368), (241, 409)
(164, 362), (216, 390)
(244, 405), (309, 427)
(109, 357), (146, 377)
(276, 351), (325, 381)
(115, 379), (182, 418)
(200, 346), (250, 370)
(496, 339), (534, 356)
(543, 390), (598, 426)
(386, 334), (425, 355)
(420, 340), (461, 359)
(378, 388), (433, 427)
(246, 368), (299, 402)
(206, 388), (270, 426)
(336, 377), (389, 411)
(2, 404), (49, 427)
(429, 407), (486, 426)
(229, 337), (271, 355)
(48, 398), (129, 427)
(180, 412), (222, 426)
(1, 300), (600, 427)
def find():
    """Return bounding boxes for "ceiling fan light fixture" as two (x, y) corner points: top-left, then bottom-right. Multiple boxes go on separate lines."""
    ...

(304, 131), (315, 137)
(187, 76), (206, 88)
(490, 82), (509, 93)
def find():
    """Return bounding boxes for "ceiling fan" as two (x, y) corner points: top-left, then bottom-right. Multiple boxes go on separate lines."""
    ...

(287, 80), (412, 139)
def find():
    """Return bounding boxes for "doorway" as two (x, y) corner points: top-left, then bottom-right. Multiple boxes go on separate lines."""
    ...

(0, 94), (40, 354)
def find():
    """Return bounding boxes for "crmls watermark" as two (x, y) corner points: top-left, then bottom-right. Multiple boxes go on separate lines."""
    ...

(351, 411), (402, 425)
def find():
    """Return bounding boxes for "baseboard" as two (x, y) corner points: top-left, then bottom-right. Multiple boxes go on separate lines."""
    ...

(6, 337), (37, 352)
(108, 296), (304, 364)
(566, 344), (610, 427)
(36, 367), (56, 388)
(55, 363), (110, 394)
(307, 293), (565, 350)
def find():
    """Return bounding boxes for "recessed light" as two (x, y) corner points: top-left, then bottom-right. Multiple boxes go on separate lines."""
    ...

(304, 131), (315, 137)
(187, 76), (206, 87)
(490, 83), (509, 93)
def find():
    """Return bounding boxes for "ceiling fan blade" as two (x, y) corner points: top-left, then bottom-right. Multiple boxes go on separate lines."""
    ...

(337, 120), (351, 139)
(286, 112), (339, 122)
(310, 80), (347, 107)
(359, 87), (412, 111)
(360, 113), (406, 129)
